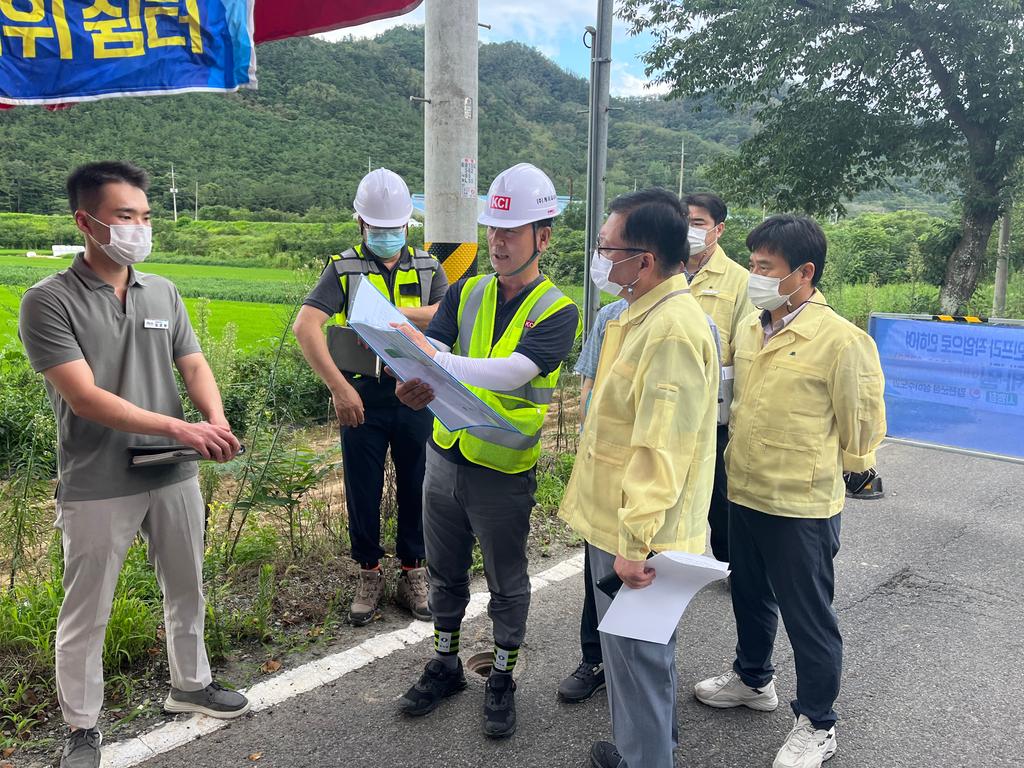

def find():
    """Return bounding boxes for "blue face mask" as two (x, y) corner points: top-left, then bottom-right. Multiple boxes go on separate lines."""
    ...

(366, 227), (406, 258)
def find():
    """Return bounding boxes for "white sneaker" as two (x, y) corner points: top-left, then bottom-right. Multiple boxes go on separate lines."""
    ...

(773, 715), (837, 768)
(693, 670), (779, 711)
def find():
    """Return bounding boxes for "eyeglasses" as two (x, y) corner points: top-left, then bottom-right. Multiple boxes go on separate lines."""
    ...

(596, 245), (648, 259)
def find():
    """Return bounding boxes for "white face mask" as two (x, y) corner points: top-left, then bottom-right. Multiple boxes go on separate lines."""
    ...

(590, 250), (641, 296)
(87, 213), (152, 266)
(747, 268), (799, 311)
(686, 225), (718, 257)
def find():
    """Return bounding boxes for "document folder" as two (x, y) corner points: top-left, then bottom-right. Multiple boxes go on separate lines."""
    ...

(327, 325), (382, 378)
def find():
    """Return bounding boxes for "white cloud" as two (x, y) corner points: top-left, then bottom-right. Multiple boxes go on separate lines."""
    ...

(610, 63), (670, 98)
(321, 0), (597, 47)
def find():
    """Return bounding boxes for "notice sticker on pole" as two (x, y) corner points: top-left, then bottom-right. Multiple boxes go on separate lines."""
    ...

(460, 157), (477, 199)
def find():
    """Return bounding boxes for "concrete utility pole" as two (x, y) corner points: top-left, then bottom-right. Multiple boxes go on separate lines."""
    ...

(677, 138), (685, 198)
(169, 164), (179, 222)
(993, 206), (1012, 317)
(423, 0), (479, 284)
(582, 0), (613, 340)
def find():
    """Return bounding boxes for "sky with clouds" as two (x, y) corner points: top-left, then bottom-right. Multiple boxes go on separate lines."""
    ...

(320, 1), (669, 97)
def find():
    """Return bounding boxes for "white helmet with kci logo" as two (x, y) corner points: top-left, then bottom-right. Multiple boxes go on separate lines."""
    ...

(478, 163), (560, 228)
(354, 168), (414, 228)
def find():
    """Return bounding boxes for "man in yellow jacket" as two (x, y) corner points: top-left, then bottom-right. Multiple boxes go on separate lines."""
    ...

(684, 193), (754, 563)
(694, 215), (886, 768)
(559, 188), (720, 768)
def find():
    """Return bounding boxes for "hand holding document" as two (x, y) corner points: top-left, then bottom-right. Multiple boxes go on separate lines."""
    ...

(347, 281), (519, 434)
(597, 552), (730, 644)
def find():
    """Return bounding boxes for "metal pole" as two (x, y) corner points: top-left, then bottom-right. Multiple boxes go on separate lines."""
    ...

(582, 0), (613, 341)
(424, 0), (479, 284)
(993, 206), (1011, 317)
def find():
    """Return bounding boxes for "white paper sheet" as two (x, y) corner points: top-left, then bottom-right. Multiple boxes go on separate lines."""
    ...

(597, 552), (730, 644)
(348, 281), (520, 434)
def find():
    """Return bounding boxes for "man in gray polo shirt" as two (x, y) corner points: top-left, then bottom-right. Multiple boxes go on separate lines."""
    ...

(18, 162), (248, 768)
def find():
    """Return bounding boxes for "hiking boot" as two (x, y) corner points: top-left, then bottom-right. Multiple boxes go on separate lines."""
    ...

(694, 670), (778, 711)
(350, 567), (384, 626)
(773, 715), (838, 768)
(483, 671), (517, 738)
(61, 728), (101, 768)
(396, 566), (431, 621)
(589, 740), (623, 768)
(398, 658), (468, 716)
(164, 681), (250, 719)
(558, 659), (606, 703)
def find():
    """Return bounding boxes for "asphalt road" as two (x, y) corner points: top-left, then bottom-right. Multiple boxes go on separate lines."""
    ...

(135, 441), (1024, 768)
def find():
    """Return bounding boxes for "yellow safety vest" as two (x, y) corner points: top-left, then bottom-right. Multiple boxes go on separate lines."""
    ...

(433, 274), (580, 474)
(329, 244), (438, 327)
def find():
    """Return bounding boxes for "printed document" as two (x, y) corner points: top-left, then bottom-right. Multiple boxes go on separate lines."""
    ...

(348, 281), (520, 434)
(597, 552), (730, 644)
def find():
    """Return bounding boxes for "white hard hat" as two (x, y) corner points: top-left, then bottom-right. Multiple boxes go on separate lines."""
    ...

(353, 168), (413, 227)
(478, 163), (560, 228)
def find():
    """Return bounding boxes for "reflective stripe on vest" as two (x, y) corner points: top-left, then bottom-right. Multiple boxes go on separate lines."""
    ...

(330, 245), (435, 326)
(434, 274), (580, 473)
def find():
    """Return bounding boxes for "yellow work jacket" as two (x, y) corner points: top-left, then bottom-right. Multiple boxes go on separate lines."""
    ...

(726, 291), (887, 519)
(688, 246), (754, 367)
(559, 274), (719, 560)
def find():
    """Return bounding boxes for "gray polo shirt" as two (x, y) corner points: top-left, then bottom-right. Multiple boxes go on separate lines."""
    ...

(19, 256), (202, 502)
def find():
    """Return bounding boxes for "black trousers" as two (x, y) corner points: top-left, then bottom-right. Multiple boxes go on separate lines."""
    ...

(729, 502), (843, 730)
(579, 544), (603, 664)
(708, 424), (731, 562)
(341, 405), (432, 565)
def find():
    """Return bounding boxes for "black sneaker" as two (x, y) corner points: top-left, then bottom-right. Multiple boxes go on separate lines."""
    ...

(398, 658), (467, 716)
(164, 682), (250, 719)
(61, 729), (102, 768)
(557, 660), (606, 703)
(590, 740), (623, 768)
(483, 671), (517, 738)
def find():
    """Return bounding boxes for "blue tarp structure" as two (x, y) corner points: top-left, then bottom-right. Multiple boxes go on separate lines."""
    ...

(869, 314), (1024, 460)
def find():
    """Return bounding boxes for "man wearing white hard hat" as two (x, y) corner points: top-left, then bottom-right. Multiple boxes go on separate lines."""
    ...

(293, 168), (448, 626)
(390, 163), (580, 738)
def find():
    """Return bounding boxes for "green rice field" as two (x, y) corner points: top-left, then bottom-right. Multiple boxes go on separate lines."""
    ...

(1, 285), (294, 352)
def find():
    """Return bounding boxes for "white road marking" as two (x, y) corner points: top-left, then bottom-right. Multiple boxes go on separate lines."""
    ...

(100, 551), (586, 768)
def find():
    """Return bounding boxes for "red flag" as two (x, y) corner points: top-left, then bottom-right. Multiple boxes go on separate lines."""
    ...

(254, 0), (424, 44)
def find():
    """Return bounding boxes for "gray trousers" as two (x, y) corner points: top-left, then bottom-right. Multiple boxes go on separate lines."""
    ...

(589, 543), (678, 768)
(423, 448), (536, 649)
(55, 477), (211, 729)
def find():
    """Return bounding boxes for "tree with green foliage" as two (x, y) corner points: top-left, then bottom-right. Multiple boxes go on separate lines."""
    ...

(621, 0), (1024, 312)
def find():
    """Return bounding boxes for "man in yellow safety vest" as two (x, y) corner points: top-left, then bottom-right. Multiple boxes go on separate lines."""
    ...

(390, 164), (580, 739)
(293, 168), (447, 626)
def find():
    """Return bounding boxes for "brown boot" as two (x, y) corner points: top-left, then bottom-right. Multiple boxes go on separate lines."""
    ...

(350, 568), (384, 626)
(396, 566), (431, 622)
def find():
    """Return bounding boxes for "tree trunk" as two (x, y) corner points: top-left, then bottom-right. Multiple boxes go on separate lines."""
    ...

(939, 202), (1001, 314)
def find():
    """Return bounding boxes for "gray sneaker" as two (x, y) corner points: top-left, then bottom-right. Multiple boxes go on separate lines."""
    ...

(61, 728), (101, 768)
(350, 567), (385, 626)
(396, 566), (431, 621)
(164, 682), (250, 719)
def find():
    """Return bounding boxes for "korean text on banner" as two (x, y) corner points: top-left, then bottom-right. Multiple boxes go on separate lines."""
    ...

(869, 315), (1024, 460)
(0, 0), (257, 105)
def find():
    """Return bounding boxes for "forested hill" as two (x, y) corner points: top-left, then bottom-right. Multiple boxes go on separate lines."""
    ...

(0, 26), (944, 218)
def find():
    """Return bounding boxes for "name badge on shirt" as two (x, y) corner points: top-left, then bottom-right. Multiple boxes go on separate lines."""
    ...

(701, 289), (720, 296)
(144, 318), (169, 330)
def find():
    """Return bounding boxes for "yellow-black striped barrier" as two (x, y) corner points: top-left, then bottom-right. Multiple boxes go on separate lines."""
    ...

(931, 315), (987, 323)
(427, 241), (478, 284)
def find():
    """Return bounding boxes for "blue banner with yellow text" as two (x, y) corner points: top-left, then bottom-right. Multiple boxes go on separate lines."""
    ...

(869, 315), (1024, 459)
(0, 0), (255, 105)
